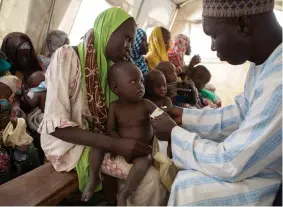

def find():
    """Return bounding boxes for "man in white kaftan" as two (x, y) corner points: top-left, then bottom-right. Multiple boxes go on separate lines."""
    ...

(152, 0), (282, 205)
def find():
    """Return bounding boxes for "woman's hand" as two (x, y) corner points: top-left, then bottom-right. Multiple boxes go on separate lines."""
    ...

(151, 113), (177, 142)
(163, 107), (183, 125)
(112, 139), (152, 162)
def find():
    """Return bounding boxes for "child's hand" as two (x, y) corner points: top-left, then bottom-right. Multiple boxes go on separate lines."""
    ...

(191, 55), (201, 67)
(10, 117), (18, 128)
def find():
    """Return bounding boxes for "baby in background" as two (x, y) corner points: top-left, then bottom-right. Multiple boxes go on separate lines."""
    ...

(156, 61), (197, 107)
(23, 71), (46, 112)
(82, 61), (159, 205)
(144, 70), (173, 158)
(0, 75), (20, 130)
(144, 70), (172, 108)
(188, 65), (221, 108)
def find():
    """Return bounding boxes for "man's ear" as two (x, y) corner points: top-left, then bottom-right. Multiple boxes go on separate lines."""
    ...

(237, 16), (251, 35)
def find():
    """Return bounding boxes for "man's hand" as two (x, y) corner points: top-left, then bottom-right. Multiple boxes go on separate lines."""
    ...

(151, 113), (177, 142)
(190, 54), (201, 67)
(112, 139), (152, 163)
(163, 107), (183, 125)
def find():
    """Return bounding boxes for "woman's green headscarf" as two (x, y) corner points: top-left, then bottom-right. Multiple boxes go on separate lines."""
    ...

(79, 7), (131, 107)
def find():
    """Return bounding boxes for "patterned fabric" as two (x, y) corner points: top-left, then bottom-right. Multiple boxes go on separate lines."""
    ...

(145, 27), (169, 70)
(203, 0), (274, 18)
(79, 29), (107, 133)
(168, 34), (189, 71)
(92, 7), (131, 107)
(18, 42), (31, 50)
(131, 28), (149, 75)
(169, 44), (282, 205)
(38, 55), (50, 71)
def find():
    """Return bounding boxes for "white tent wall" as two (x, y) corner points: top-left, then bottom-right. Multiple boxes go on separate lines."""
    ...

(0, 0), (82, 54)
(0, 0), (30, 44)
(106, 0), (176, 29)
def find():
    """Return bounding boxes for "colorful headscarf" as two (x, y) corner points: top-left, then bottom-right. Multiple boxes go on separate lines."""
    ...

(168, 34), (190, 70)
(79, 7), (131, 107)
(130, 28), (149, 75)
(1, 32), (43, 81)
(145, 27), (169, 70)
(78, 7), (131, 108)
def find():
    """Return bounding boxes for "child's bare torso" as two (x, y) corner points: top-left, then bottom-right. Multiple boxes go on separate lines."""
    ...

(114, 100), (153, 144)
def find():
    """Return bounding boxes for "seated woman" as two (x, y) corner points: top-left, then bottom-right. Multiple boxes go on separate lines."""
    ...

(0, 75), (40, 184)
(1, 32), (43, 83)
(1, 33), (44, 162)
(38, 30), (70, 71)
(130, 28), (149, 75)
(145, 26), (171, 70)
(38, 7), (166, 205)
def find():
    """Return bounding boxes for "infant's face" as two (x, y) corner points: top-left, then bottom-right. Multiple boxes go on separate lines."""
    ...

(116, 65), (145, 102)
(152, 74), (167, 98)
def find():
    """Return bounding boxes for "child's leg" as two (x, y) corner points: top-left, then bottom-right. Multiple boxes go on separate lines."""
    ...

(117, 154), (152, 206)
(81, 148), (103, 202)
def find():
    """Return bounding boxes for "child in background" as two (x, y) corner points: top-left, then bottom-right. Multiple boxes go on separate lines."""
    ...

(23, 71), (46, 112)
(0, 75), (20, 130)
(144, 70), (173, 158)
(144, 70), (172, 108)
(82, 61), (159, 205)
(156, 61), (197, 107)
(189, 65), (220, 108)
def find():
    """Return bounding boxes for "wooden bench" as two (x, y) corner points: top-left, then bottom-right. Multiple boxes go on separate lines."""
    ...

(0, 162), (78, 205)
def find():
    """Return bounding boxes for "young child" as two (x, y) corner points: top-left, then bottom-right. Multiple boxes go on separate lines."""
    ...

(0, 75), (19, 130)
(23, 71), (46, 112)
(189, 65), (220, 108)
(156, 61), (197, 107)
(144, 70), (173, 159)
(82, 61), (159, 205)
(144, 70), (172, 108)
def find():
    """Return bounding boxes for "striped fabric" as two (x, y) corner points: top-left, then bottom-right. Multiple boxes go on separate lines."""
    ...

(169, 44), (282, 206)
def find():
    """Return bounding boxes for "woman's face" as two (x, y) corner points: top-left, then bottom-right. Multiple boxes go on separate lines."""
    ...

(139, 35), (148, 55)
(106, 18), (136, 63)
(17, 49), (31, 68)
(161, 29), (171, 51)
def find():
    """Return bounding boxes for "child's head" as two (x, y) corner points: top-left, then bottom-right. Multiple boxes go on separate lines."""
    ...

(190, 65), (211, 91)
(156, 61), (177, 83)
(108, 61), (144, 103)
(0, 75), (20, 104)
(27, 71), (45, 88)
(144, 70), (167, 99)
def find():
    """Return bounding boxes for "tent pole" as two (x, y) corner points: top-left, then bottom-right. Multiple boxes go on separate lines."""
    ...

(0, 0), (4, 13)
(169, 7), (179, 31)
(180, 0), (197, 8)
(41, 0), (56, 54)
(136, 0), (145, 21)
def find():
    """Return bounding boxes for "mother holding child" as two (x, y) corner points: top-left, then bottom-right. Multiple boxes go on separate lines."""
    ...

(39, 7), (167, 205)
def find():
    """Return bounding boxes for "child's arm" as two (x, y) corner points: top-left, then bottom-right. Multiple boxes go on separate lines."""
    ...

(23, 90), (40, 109)
(144, 99), (158, 114)
(106, 102), (120, 138)
(164, 97), (172, 108)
